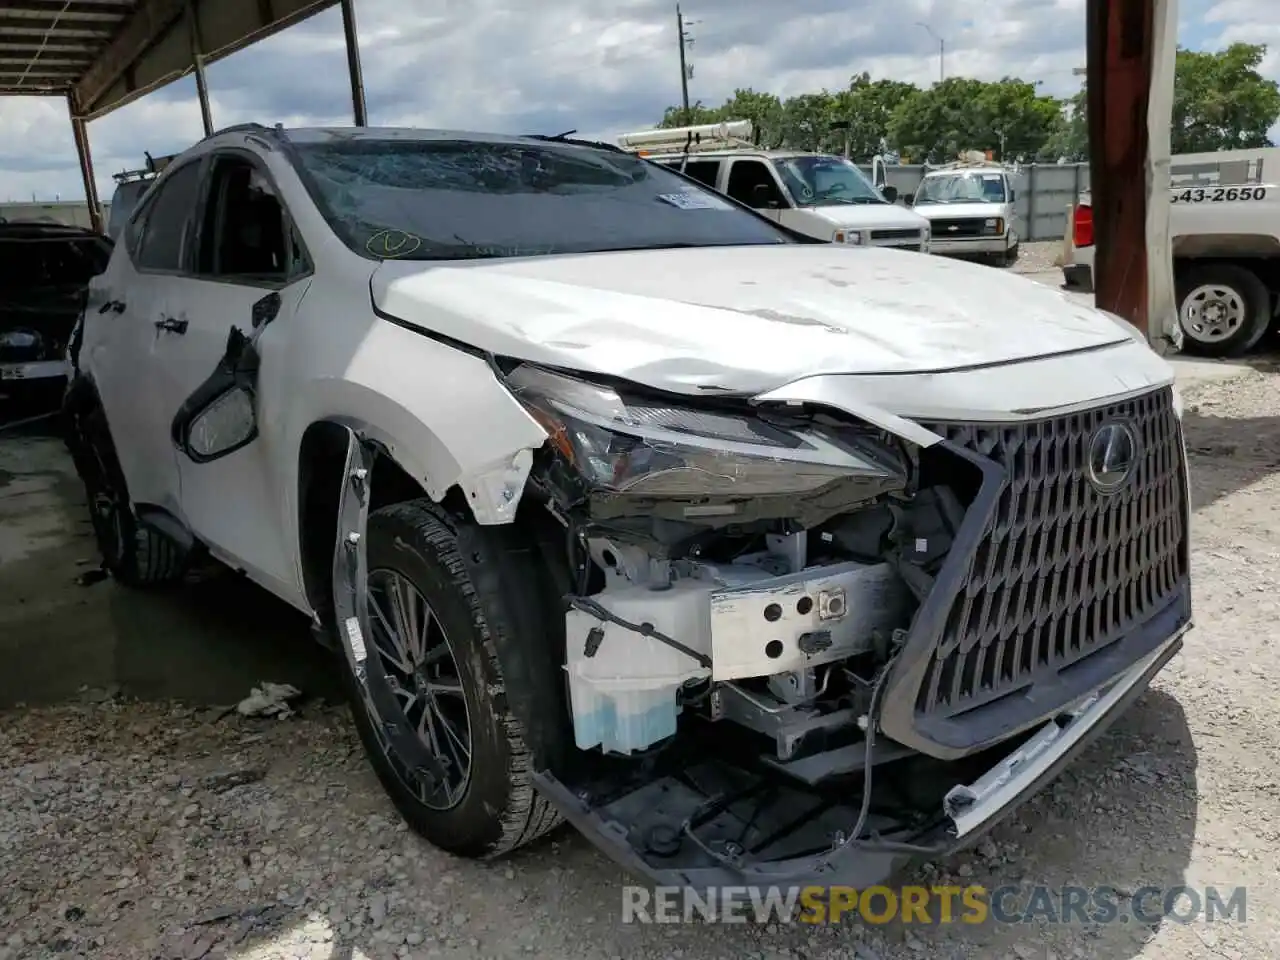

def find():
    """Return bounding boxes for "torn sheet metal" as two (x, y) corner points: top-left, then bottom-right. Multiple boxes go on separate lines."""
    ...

(455, 448), (534, 525)
(752, 376), (942, 449)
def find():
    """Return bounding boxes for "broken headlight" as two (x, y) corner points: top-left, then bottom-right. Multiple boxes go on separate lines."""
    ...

(505, 364), (905, 498)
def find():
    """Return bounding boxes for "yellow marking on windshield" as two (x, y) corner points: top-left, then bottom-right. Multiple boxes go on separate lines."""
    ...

(366, 230), (423, 258)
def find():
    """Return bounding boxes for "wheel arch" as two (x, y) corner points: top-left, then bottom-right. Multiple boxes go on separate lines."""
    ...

(304, 423), (572, 774)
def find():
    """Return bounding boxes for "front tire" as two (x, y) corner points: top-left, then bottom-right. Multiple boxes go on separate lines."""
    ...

(1177, 263), (1272, 357)
(342, 499), (562, 859)
(1003, 242), (1020, 266)
(65, 401), (186, 587)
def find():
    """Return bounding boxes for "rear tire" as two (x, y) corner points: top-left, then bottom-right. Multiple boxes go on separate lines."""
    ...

(1177, 263), (1272, 357)
(65, 401), (187, 587)
(341, 499), (563, 859)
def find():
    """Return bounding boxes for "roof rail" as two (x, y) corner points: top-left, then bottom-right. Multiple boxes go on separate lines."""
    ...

(616, 120), (755, 157)
(201, 121), (272, 143)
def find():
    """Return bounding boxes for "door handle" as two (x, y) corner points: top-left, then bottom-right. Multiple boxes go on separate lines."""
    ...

(154, 316), (188, 335)
(98, 299), (126, 314)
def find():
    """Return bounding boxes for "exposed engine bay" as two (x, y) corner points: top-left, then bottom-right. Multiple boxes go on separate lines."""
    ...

(501, 362), (1004, 876)
(491, 360), (1191, 880)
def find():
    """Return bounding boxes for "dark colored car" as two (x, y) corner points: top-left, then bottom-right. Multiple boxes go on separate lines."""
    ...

(0, 221), (112, 411)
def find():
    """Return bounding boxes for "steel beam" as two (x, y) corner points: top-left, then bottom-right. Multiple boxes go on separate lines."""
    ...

(339, 0), (367, 125)
(72, 0), (186, 117)
(187, 0), (213, 135)
(67, 93), (103, 235)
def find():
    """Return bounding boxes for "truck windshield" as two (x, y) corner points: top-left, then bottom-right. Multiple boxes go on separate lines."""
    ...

(775, 156), (886, 206)
(914, 171), (1007, 204)
(290, 137), (794, 261)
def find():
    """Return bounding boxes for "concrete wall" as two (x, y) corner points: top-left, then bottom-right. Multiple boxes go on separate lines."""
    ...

(858, 163), (1093, 243)
(0, 201), (110, 229)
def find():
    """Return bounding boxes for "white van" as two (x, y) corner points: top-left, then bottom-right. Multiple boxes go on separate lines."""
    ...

(618, 121), (931, 252)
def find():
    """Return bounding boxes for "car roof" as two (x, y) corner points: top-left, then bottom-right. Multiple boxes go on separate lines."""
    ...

(210, 125), (623, 153)
(649, 151), (840, 161)
(922, 166), (1007, 177)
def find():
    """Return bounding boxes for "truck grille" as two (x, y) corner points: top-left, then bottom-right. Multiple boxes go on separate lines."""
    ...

(931, 217), (988, 238)
(911, 387), (1188, 739)
(870, 228), (922, 247)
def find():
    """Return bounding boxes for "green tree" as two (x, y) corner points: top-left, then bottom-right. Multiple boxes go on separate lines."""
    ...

(1041, 86), (1088, 161)
(658, 101), (724, 128)
(718, 88), (786, 147)
(1172, 43), (1280, 153)
(780, 91), (839, 151)
(888, 77), (1064, 163)
(831, 74), (918, 159)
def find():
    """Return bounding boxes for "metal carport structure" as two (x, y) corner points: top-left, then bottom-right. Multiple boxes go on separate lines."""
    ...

(0, 0), (367, 234)
(0, 0), (1177, 344)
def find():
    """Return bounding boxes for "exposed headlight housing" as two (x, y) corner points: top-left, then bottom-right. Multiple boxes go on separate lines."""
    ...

(504, 365), (906, 502)
(832, 229), (867, 245)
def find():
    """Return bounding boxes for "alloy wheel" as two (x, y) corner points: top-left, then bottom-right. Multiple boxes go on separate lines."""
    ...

(364, 568), (473, 811)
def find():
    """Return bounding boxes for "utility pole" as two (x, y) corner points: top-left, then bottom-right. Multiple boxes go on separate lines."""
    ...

(917, 22), (944, 83)
(677, 4), (693, 122)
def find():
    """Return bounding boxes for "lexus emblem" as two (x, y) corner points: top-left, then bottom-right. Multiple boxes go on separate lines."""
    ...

(1086, 421), (1139, 494)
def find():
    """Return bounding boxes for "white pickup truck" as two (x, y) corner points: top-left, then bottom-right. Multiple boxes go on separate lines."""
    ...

(1064, 147), (1280, 355)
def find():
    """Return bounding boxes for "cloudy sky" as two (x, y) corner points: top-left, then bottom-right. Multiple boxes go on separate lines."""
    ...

(0, 0), (1276, 202)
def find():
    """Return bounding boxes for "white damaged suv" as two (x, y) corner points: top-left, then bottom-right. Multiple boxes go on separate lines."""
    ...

(65, 124), (1191, 888)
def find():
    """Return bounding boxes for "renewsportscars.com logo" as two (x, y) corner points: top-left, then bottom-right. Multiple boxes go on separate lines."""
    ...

(621, 885), (1248, 926)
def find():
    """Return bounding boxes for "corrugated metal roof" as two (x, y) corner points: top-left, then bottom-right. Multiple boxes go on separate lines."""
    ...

(0, 0), (337, 119)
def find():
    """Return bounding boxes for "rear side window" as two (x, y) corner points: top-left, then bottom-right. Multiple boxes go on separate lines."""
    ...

(0, 237), (110, 290)
(134, 161), (204, 273)
(107, 180), (153, 240)
(659, 159), (721, 189)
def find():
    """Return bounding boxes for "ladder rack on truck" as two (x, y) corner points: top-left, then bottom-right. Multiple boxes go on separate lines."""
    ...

(110, 151), (178, 185)
(616, 120), (755, 157)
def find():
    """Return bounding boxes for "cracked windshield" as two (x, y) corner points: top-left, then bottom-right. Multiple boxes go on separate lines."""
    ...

(775, 155), (888, 205)
(292, 137), (790, 260)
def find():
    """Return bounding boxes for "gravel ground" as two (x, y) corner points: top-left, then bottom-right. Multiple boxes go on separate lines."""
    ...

(4, 361), (1280, 960)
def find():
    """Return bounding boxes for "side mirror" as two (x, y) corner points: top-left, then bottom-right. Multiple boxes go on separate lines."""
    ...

(880, 185), (899, 203)
(170, 291), (279, 462)
(171, 326), (260, 463)
(902, 193), (915, 205)
(1010, 188), (1017, 201)
(750, 183), (777, 209)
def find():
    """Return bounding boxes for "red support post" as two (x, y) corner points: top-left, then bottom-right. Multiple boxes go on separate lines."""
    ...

(1086, 0), (1156, 336)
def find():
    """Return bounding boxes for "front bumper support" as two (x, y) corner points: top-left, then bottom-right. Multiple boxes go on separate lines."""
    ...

(532, 627), (1184, 888)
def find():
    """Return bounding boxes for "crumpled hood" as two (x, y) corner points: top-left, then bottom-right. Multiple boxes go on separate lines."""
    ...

(808, 204), (929, 230)
(371, 245), (1131, 396)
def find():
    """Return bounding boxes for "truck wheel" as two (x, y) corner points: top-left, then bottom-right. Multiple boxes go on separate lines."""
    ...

(66, 402), (187, 587)
(1177, 264), (1272, 356)
(1003, 242), (1020, 266)
(343, 499), (563, 859)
